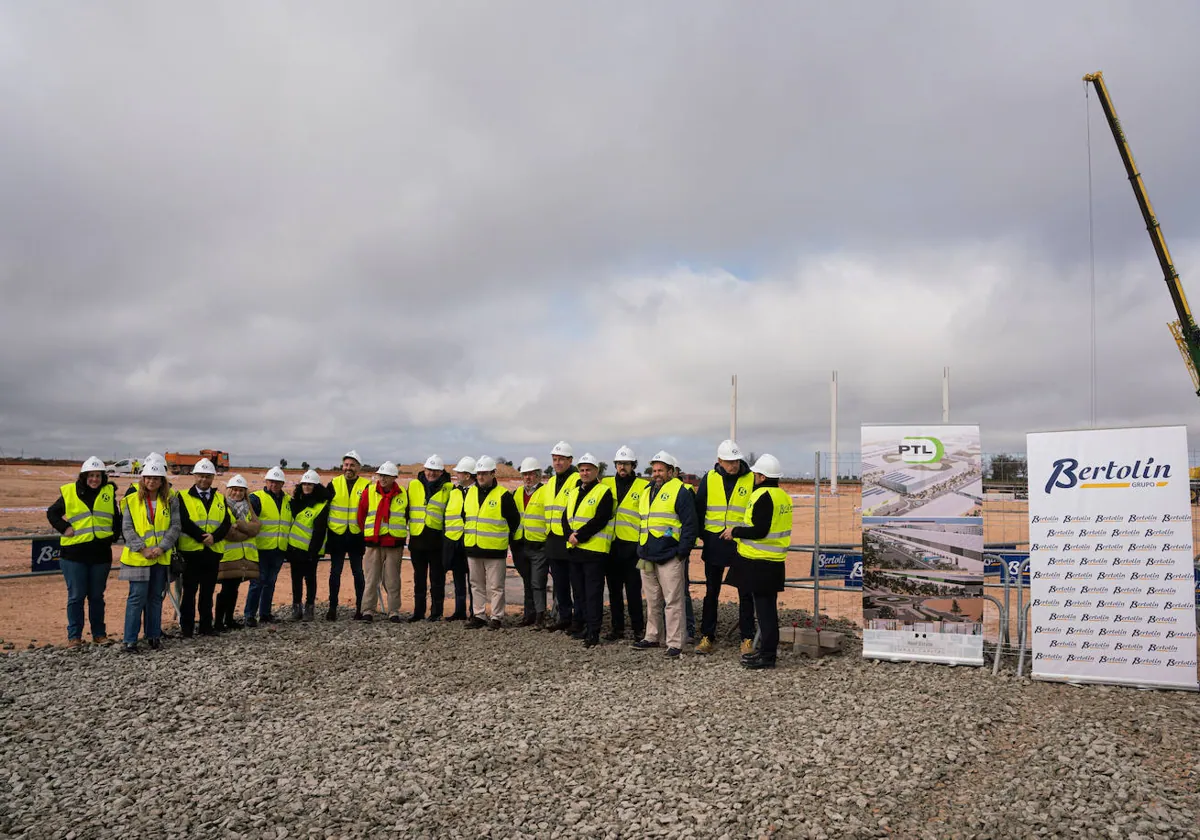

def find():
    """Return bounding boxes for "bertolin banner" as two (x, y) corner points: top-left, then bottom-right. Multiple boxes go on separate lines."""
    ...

(1028, 426), (1198, 691)
(860, 425), (985, 665)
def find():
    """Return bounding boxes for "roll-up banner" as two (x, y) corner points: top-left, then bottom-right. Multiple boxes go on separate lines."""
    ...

(1027, 426), (1198, 691)
(861, 425), (985, 665)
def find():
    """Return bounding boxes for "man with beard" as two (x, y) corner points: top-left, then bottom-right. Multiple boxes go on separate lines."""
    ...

(441, 456), (477, 621)
(542, 441), (580, 632)
(564, 454), (614, 648)
(634, 452), (698, 658)
(511, 457), (549, 627)
(599, 446), (647, 642)
(693, 439), (754, 656)
(407, 454), (452, 622)
(325, 450), (371, 620)
(464, 456), (521, 630)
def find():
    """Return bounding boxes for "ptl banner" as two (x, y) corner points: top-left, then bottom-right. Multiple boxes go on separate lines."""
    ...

(860, 425), (985, 665)
(1028, 426), (1198, 690)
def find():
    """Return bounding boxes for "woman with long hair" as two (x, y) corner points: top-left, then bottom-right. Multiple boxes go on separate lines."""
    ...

(287, 470), (329, 621)
(119, 462), (181, 653)
(215, 475), (261, 631)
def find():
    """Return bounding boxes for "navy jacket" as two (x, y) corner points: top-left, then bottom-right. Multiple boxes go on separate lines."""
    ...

(637, 479), (698, 564)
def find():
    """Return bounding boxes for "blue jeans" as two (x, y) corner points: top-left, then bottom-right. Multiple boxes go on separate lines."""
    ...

(62, 559), (110, 640)
(245, 549), (286, 620)
(124, 564), (168, 645)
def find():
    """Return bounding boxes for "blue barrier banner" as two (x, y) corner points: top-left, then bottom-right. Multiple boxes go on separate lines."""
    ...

(31, 538), (62, 573)
(811, 552), (863, 589)
(984, 551), (1031, 585)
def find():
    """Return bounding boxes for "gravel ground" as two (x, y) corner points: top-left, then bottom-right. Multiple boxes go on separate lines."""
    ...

(2, 602), (1198, 840)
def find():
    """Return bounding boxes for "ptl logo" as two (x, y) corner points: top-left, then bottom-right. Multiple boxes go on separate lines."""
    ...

(899, 437), (944, 465)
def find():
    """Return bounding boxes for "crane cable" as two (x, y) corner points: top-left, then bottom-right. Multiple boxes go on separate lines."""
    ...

(1085, 81), (1097, 429)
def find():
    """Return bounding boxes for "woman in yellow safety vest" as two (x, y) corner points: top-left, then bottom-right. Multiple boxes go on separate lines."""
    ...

(215, 474), (261, 631)
(46, 456), (121, 647)
(118, 462), (181, 653)
(287, 470), (330, 622)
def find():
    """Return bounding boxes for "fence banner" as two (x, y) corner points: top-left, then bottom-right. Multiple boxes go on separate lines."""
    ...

(1028, 426), (1198, 690)
(860, 425), (985, 665)
(811, 552), (864, 589)
(31, 538), (62, 573)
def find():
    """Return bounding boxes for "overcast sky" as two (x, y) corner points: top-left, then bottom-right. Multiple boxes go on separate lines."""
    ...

(2, 1), (1199, 476)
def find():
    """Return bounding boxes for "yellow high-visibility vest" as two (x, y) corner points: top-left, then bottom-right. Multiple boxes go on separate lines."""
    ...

(58, 483), (116, 546)
(464, 484), (510, 551)
(703, 470), (755, 534)
(408, 478), (452, 535)
(600, 476), (649, 543)
(545, 471), (580, 538)
(513, 483), (547, 543)
(362, 484), (407, 539)
(328, 474), (370, 535)
(288, 501), (328, 552)
(253, 490), (293, 550)
(178, 491), (227, 552)
(736, 487), (793, 562)
(639, 478), (684, 545)
(119, 492), (174, 567)
(566, 482), (615, 554)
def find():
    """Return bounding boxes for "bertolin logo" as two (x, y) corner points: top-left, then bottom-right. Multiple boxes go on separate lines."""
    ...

(1146, 558), (1174, 567)
(1097, 572), (1127, 581)
(1047, 612), (1077, 622)
(1031, 515), (1061, 524)
(1047, 558), (1074, 567)
(1128, 514), (1158, 523)
(1110, 529), (1139, 538)
(1111, 557), (1141, 567)
(1061, 544), (1089, 552)
(1067, 654), (1095, 662)
(1079, 613), (1108, 622)
(1128, 600), (1156, 609)
(1063, 514), (1087, 523)
(1166, 630), (1198, 639)
(1162, 543), (1191, 552)
(1161, 513), (1189, 523)
(1144, 528), (1173, 538)
(1147, 643), (1179, 653)
(1048, 585), (1077, 594)
(1095, 599), (1127, 609)
(1078, 528), (1106, 538)
(1131, 628), (1162, 638)
(1167, 658), (1198, 668)
(1147, 615), (1178, 625)
(1114, 642), (1142, 650)
(1080, 558), (1109, 567)
(1064, 572), (1094, 580)
(1045, 529), (1068, 538)
(1033, 570), (1062, 580)
(1144, 586), (1170, 596)
(1035, 652), (1063, 661)
(1099, 656), (1129, 664)
(1049, 639), (1077, 649)
(1100, 544), (1129, 554)
(1063, 599), (1093, 608)
(1034, 625), (1062, 635)
(1042, 457), (1171, 493)
(1096, 514), (1124, 523)
(1098, 627), (1129, 637)
(1163, 601), (1192, 611)
(1080, 640), (1109, 649)
(1110, 585), (1140, 594)
(1132, 657), (1164, 667)
(1129, 572), (1161, 581)
(1127, 543), (1155, 552)
(1032, 598), (1061, 607)
(899, 437), (943, 464)
(1065, 627), (1095, 636)
(1078, 586), (1109, 595)
(1165, 572), (1192, 581)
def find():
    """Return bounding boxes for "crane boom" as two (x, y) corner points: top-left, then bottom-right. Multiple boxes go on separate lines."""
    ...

(1083, 70), (1200, 397)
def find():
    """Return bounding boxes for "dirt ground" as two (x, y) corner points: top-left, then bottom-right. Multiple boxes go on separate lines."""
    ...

(4, 462), (1188, 650)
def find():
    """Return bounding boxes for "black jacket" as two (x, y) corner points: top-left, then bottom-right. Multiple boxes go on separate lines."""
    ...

(46, 475), (122, 564)
(695, 459), (751, 567)
(730, 478), (778, 541)
(288, 484), (331, 558)
(178, 485), (233, 557)
(465, 483), (521, 560)
(562, 479), (615, 560)
(409, 471), (451, 553)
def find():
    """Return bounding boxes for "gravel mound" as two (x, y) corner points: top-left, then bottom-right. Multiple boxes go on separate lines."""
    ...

(2, 601), (1198, 839)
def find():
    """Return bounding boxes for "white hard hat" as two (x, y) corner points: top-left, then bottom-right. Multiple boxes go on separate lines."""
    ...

(80, 456), (106, 473)
(717, 439), (743, 461)
(577, 452), (600, 468)
(376, 461), (399, 477)
(265, 466), (287, 482)
(476, 455), (498, 472)
(342, 450), (362, 464)
(650, 450), (676, 468)
(750, 454), (783, 479)
(614, 446), (636, 463)
(192, 458), (217, 475)
(225, 474), (248, 489)
(519, 457), (541, 474)
(141, 462), (168, 478)
(550, 441), (574, 458)
(423, 454), (444, 471)
(453, 456), (477, 474)
(301, 469), (322, 485)
(144, 452), (166, 467)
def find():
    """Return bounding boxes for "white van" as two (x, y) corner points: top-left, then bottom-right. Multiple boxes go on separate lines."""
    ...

(105, 458), (135, 476)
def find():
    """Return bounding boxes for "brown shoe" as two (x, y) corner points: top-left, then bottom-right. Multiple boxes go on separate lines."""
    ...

(92, 635), (110, 645)
(66, 638), (83, 649)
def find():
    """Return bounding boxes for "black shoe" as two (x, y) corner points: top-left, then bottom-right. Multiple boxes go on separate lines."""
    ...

(148, 638), (162, 651)
(632, 639), (660, 650)
(389, 615), (402, 624)
(466, 617), (487, 629)
(741, 653), (777, 670)
(488, 619), (502, 631)
(445, 613), (467, 622)
(198, 628), (217, 637)
(180, 629), (194, 639)
(352, 612), (364, 621)
(548, 620), (570, 633)
(244, 617), (258, 628)
(326, 606), (338, 621)
(583, 635), (600, 648)
(122, 643), (140, 654)
(519, 614), (537, 627)
(603, 629), (625, 642)
(665, 647), (682, 658)
(532, 612), (548, 630)
(303, 605), (315, 623)
(361, 614), (374, 623)
(569, 629), (588, 640)
(426, 615), (442, 623)
(262, 614), (277, 624)
(407, 614), (424, 623)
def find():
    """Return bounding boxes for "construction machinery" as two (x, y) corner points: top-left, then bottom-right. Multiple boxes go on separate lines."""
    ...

(1083, 71), (1200, 395)
(165, 449), (230, 475)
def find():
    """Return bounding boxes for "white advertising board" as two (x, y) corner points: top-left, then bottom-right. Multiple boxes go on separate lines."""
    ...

(1027, 426), (1198, 690)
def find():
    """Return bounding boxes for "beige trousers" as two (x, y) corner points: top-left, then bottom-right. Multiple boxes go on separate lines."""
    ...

(641, 557), (685, 650)
(362, 545), (402, 616)
(468, 555), (507, 620)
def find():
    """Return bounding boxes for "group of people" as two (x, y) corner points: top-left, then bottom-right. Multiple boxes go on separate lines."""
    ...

(47, 439), (794, 669)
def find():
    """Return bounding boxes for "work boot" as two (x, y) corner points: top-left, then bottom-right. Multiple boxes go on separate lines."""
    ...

(92, 635), (110, 645)
(352, 611), (364, 621)
(488, 619), (502, 631)
(66, 638), (82, 650)
(533, 612), (548, 630)
(303, 604), (315, 623)
(291, 604), (303, 621)
(519, 614), (537, 627)
(740, 638), (755, 656)
(361, 613), (374, 623)
(604, 628), (625, 642)
(122, 643), (140, 654)
(326, 605), (338, 621)
(569, 628), (588, 641)
(244, 617), (258, 628)
(466, 617), (487, 629)
(695, 636), (714, 655)
(446, 612), (467, 622)
(407, 614), (424, 623)
(148, 638), (162, 651)
(549, 619), (571, 633)
(388, 615), (402, 624)
(583, 634), (600, 648)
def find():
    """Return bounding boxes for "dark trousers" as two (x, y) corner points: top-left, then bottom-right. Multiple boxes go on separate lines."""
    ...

(739, 588), (757, 639)
(754, 592), (779, 656)
(604, 542), (643, 636)
(699, 561), (728, 639)
(511, 543), (537, 618)
(444, 540), (470, 617)
(289, 552), (318, 605)
(328, 537), (366, 613)
(215, 581), (242, 629)
(410, 545), (445, 618)
(549, 555), (573, 623)
(180, 550), (219, 636)
(569, 556), (606, 637)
